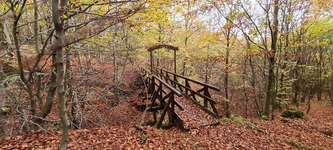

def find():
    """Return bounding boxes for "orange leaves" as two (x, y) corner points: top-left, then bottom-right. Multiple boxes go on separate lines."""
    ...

(1, 115), (333, 149)
(1, 74), (333, 150)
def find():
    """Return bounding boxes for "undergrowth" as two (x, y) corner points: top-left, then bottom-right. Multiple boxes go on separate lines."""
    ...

(220, 115), (265, 133)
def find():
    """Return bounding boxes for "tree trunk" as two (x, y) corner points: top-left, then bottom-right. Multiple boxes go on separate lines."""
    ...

(65, 48), (78, 128)
(224, 28), (231, 118)
(51, 0), (69, 149)
(2, 16), (14, 55)
(40, 58), (57, 119)
(243, 57), (249, 117)
(10, 0), (36, 116)
(33, 0), (39, 54)
(317, 44), (323, 101)
(264, 0), (279, 118)
(293, 59), (301, 107)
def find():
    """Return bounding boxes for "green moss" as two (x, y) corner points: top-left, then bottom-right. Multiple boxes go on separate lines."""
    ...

(231, 115), (246, 124)
(220, 117), (232, 124)
(260, 115), (269, 121)
(221, 115), (265, 132)
(281, 109), (304, 119)
(0, 106), (11, 115)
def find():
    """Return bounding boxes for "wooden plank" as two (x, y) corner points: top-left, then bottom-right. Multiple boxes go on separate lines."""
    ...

(163, 78), (217, 104)
(185, 95), (220, 118)
(158, 67), (221, 91)
(173, 100), (184, 111)
(151, 68), (217, 104)
(152, 75), (182, 96)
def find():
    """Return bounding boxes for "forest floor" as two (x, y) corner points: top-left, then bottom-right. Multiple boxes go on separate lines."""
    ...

(0, 61), (333, 149)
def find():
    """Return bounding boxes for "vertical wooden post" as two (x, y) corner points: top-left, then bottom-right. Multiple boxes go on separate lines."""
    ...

(157, 94), (172, 128)
(203, 86), (209, 108)
(159, 82), (163, 102)
(174, 50), (177, 74)
(173, 50), (177, 87)
(150, 51), (153, 73)
(185, 79), (190, 95)
(168, 94), (175, 126)
(149, 76), (155, 95)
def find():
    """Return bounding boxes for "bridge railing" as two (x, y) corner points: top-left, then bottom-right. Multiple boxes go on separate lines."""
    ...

(152, 67), (220, 118)
(140, 68), (184, 128)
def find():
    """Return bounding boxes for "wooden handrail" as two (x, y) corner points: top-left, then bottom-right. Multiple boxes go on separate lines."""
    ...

(146, 75), (184, 109)
(156, 67), (220, 91)
(166, 79), (217, 104)
(152, 75), (182, 96)
(151, 67), (220, 118)
(141, 67), (182, 97)
(151, 67), (218, 103)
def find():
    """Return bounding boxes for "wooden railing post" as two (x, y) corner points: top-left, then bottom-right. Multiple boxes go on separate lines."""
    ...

(166, 73), (171, 84)
(185, 79), (190, 95)
(203, 86), (209, 108)
(159, 81), (164, 105)
(149, 76), (155, 95)
(157, 94), (172, 128)
(168, 93), (175, 126)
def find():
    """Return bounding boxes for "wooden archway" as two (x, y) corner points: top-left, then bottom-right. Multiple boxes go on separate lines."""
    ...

(147, 44), (179, 74)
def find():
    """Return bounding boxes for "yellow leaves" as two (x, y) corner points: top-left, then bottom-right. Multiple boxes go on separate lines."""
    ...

(146, 0), (172, 7)
(311, 0), (333, 12)
(126, 0), (175, 51)
(0, 2), (9, 14)
(175, 6), (183, 13)
(304, 18), (333, 46)
(67, 0), (110, 16)
(130, 0), (173, 26)
(315, 38), (331, 47)
(95, 5), (109, 16)
(197, 31), (220, 48)
(309, 0), (333, 20)
(69, 0), (98, 5)
(244, 45), (259, 55)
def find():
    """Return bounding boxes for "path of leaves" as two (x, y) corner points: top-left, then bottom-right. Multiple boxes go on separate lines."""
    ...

(1, 101), (332, 149)
(175, 97), (218, 129)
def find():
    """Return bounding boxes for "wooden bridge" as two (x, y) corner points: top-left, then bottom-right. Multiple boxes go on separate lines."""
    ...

(140, 67), (221, 129)
(138, 44), (222, 129)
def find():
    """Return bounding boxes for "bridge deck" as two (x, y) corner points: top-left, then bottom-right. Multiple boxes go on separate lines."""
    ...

(174, 97), (219, 129)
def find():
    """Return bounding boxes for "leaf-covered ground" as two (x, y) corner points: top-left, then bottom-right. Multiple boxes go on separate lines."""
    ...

(1, 99), (332, 150)
(1, 63), (332, 149)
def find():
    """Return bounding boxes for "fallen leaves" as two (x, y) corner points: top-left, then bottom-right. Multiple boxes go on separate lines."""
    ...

(1, 117), (333, 150)
(1, 64), (333, 149)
